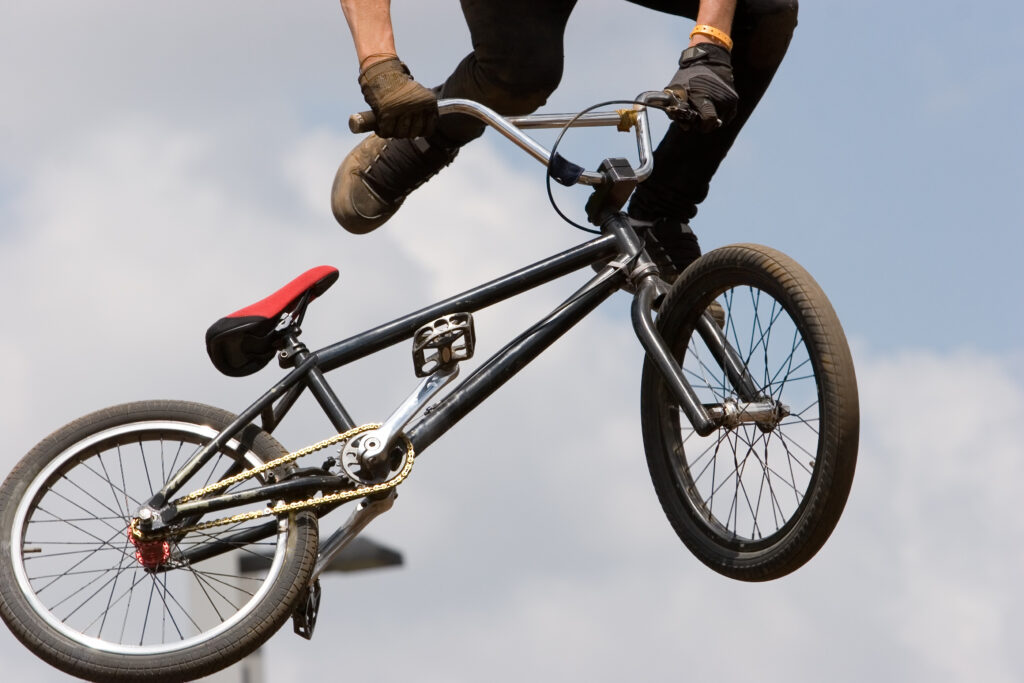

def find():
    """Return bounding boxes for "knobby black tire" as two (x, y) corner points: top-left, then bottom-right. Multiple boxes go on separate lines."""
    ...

(641, 244), (858, 581)
(0, 400), (319, 682)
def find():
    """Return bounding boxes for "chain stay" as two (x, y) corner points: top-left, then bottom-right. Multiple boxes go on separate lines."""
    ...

(131, 423), (414, 541)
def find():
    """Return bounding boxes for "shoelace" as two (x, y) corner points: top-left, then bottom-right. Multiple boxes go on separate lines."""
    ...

(362, 137), (458, 202)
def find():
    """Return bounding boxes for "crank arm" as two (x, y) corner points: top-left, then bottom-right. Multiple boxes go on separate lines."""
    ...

(362, 364), (459, 469)
(311, 492), (396, 581)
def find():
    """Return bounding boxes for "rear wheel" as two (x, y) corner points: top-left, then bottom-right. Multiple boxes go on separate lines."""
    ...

(0, 400), (318, 681)
(641, 244), (858, 581)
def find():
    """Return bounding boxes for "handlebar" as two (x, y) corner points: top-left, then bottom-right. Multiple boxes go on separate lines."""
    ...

(348, 92), (683, 187)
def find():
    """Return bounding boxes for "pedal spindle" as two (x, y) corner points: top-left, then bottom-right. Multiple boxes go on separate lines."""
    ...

(413, 313), (475, 377)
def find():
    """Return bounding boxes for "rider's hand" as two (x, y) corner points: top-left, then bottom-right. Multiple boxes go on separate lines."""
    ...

(358, 57), (438, 139)
(664, 44), (739, 133)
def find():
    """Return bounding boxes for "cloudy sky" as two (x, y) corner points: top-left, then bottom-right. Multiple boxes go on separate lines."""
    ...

(2, 1), (1022, 681)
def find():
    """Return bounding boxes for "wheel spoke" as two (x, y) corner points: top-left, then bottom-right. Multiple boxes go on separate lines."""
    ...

(6, 409), (308, 660)
(645, 248), (856, 581)
(39, 484), (125, 537)
(669, 283), (825, 545)
(95, 452), (130, 519)
(29, 506), (133, 563)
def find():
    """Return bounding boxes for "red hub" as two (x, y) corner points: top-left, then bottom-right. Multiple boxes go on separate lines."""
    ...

(128, 527), (170, 569)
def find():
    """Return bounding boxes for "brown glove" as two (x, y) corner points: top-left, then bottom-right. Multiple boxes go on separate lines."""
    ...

(358, 57), (438, 139)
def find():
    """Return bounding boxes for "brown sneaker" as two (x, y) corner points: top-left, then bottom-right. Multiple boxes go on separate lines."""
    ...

(331, 134), (459, 234)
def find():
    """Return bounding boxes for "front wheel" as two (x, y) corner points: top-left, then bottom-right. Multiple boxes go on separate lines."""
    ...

(641, 244), (858, 581)
(0, 400), (318, 682)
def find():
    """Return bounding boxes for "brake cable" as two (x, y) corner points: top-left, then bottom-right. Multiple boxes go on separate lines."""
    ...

(544, 98), (673, 235)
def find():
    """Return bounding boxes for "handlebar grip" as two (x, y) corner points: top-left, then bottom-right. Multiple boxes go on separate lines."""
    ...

(349, 110), (376, 134)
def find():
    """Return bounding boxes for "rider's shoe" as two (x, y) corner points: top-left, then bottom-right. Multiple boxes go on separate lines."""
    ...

(331, 134), (459, 234)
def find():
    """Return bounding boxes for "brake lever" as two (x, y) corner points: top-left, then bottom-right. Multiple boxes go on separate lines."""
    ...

(656, 90), (722, 131)
(659, 90), (698, 124)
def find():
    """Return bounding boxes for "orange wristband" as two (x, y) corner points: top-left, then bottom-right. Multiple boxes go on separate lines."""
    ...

(689, 24), (733, 51)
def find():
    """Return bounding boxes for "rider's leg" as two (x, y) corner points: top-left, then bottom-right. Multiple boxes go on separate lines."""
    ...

(627, 0), (799, 281)
(332, 0), (577, 234)
(430, 0), (578, 144)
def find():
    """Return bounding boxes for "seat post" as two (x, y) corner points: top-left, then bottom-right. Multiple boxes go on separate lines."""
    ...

(278, 331), (357, 433)
(277, 330), (308, 370)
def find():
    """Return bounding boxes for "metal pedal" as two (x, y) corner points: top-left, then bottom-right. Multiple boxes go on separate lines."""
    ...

(413, 313), (475, 377)
(292, 579), (321, 640)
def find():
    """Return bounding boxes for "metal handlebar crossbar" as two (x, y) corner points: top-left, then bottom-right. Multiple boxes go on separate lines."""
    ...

(349, 91), (675, 186)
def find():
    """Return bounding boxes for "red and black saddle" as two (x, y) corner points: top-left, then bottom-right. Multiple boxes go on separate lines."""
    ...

(205, 266), (339, 377)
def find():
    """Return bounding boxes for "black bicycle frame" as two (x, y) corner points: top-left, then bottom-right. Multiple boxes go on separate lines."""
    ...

(148, 230), (622, 513)
(146, 209), (760, 537)
(142, 99), (770, 550)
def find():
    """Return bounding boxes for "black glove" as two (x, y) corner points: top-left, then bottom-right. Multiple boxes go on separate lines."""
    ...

(358, 57), (438, 139)
(664, 44), (739, 133)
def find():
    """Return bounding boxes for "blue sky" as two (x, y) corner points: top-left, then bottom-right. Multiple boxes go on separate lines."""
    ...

(1, 1), (1022, 681)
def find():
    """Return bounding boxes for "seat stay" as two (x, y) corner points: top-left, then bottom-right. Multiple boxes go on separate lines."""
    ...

(146, 353), (320, 509)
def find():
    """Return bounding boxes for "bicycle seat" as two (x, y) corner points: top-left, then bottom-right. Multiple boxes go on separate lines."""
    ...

(205, 265), (339, 377)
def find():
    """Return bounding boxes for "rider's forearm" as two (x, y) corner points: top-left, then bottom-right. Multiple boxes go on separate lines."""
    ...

(339, 0), (398, 70)
(690, 0), (737, 49)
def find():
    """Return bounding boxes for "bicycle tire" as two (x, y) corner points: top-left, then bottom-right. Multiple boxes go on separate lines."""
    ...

(641, 244), (858, 581)
(0, 400), (319, 681)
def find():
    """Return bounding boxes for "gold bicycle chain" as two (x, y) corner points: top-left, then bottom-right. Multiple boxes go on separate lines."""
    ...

(130, 423), (415, 541)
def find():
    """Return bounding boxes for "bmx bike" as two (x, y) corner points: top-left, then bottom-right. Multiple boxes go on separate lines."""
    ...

(0, 93), (858, 681)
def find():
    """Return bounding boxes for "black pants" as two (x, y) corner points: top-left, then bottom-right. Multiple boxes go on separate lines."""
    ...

(432, 0), (798, 223)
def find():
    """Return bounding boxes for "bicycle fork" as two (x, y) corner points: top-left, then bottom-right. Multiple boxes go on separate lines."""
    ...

(602, 213), (769, 437)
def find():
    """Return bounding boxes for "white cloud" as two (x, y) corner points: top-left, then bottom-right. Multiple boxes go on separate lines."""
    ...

(854, 349), (1024, 682)
(3, 109), (1024, 682)
(257, 342), (1024, 683)
(2, 3), (1024, 680)
(6, 122), (1024, 679)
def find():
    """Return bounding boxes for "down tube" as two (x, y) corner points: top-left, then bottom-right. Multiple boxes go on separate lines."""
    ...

(405, 272), (622, 453)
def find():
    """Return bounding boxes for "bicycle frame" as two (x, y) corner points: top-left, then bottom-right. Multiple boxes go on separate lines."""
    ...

(139, 96), (762, 573)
